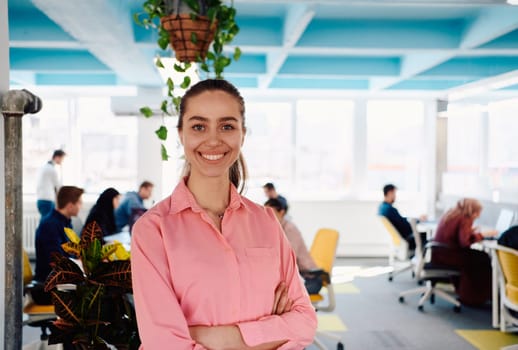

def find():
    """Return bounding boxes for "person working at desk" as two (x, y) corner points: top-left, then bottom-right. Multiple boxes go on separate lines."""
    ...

(114, 181), (153, 232)
(34, 186), (84, 304)
(265, 198), (323, 294)
(433, 198), (497, 306)
(378, 184), (423, 251)
(263, 182), (289, 211)
(498, 225), (518, 249)
(85, 187), (120, 237)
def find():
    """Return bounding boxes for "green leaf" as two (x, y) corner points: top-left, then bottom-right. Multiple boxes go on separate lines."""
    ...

(180, 76), (191, 89)
(83, 239), (102, 274)
(139, 106), (153, 118)
(173, 64), (186, 72)
(173, 96), (181, 112)
(155, 57), (164, 68)
(183, 0), (200, 14)
(155, 125), (168, 141)
(158, 30), (170, 50)
(190, 31), (198, 44)
(200, 63), (209, 72)
(206, 51), (215, 60)
(166, 78), (174, 92)
(161, 144), (169, 161)
(160, 100), (170, 115)
(233, 47), (241, 61)
(229, 23), (240, 36)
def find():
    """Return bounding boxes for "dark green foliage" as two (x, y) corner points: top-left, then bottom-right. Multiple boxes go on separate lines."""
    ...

(44, 222), (139, 350)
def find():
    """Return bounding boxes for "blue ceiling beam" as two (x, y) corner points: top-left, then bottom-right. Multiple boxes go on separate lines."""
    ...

(460, 7), (518, 49)
(297, 19), (463, 49)
(226, 77), (258, 89)
(224, 54), (267, 74)
(35, 73), (118, 85)
(387, 79), (474, 90)
(279, 56), (400, 76)
(10, 48), (111, 71)
(270, 77), (369, 90)
(420, 56), (518, 78)
(233, 17), (283, 47)
(8, 9), (75, 42)
(479, 29), (518, 49)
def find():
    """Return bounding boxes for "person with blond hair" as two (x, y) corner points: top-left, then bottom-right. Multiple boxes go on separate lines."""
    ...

(433, 198), (497, 306)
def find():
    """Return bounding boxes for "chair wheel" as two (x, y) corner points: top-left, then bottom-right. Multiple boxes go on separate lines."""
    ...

(412, 271), (415, 278)
(453, 305), (461, 313)
(418, 305), (424, 311)
(398, 296), (404, 303)
(430, 294), (435, 304)
(337, 342), (344, 350)
(388, 275), (393, 282)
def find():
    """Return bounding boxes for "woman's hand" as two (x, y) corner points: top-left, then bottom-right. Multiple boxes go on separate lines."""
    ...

(272, 282), (293, 315)
(482, 229), (498, 238)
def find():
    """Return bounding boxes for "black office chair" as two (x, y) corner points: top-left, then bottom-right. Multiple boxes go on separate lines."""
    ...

(398, 241), (461, 312)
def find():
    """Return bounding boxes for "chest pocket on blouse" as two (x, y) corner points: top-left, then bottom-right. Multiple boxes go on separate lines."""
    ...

(244, 247), (280, 291)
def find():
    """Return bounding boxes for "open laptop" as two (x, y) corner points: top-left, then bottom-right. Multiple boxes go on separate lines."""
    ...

(485, 209), (515, 240)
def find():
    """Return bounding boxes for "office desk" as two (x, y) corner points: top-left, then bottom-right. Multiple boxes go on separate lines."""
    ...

(478, 240), (499, 328)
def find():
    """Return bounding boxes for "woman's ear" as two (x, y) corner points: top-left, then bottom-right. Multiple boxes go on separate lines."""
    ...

(241, 126), (246, 145)
(178, 128), (184, 145)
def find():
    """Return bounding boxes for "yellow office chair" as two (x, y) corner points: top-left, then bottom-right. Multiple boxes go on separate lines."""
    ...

(22, 250), (57, 349)
(308, 228), (344, 350)
(496, 245), (518, 332)
(379, 216), (413, 281)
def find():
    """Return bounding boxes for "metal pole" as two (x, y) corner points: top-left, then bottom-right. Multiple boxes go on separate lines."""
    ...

(3, 113), (23, 350)
(2, 89), (42, 350)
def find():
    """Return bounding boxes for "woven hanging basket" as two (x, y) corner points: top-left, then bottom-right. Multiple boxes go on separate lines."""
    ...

(161, 14), (217, 63)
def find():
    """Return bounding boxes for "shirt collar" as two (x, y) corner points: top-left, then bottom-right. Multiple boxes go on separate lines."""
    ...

(169, 177), (245, 214)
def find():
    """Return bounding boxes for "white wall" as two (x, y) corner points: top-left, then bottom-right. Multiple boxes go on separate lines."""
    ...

(289, 200), (392, 257)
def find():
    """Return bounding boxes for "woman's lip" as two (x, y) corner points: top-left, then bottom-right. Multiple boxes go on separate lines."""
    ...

(200, 153), (225, 161)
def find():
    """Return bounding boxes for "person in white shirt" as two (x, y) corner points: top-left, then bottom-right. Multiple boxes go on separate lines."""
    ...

(36, 149), (66, 219)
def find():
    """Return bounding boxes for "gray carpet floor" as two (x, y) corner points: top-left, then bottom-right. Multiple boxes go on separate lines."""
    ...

(23, 257), (510, 349)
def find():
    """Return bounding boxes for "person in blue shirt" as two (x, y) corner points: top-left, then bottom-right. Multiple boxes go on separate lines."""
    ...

(378, 184), (417, 251)
(263, 182), (288, 211)
(498, 225), (518, 250)
(114, 181), (154, 232)
(33, 186), (84, 304)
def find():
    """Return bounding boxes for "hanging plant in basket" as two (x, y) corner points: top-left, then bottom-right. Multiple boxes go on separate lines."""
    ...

(134, 0), (241, 160)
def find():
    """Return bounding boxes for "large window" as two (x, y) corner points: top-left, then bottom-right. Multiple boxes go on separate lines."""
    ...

(295, 100), (354, 198)
(488, 99), (518, 195)
(242, 102), (293, 198)
(23, 98), (71, 194)
(446, 105), (483, 174)
(366, 100), (424, 192)
(23, 96), (138, 194)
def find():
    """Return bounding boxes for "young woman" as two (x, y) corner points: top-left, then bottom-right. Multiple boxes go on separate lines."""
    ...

(433, 198), (497, 306)
(131, 79), (317, 349)
(84, 187), (120, 236)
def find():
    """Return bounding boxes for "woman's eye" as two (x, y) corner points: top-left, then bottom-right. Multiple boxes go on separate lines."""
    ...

(222, 124), (235, 131)
(192, 124), (205, 131)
